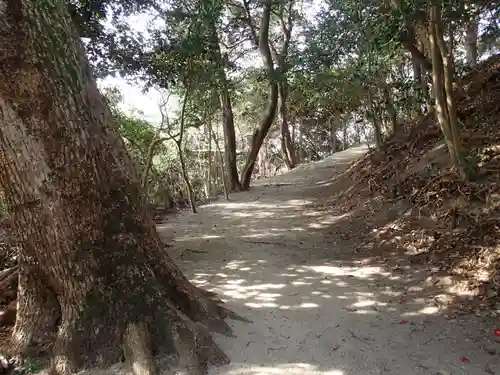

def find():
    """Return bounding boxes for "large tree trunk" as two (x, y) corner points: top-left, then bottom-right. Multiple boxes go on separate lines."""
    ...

(0, 2), (232, 374)
(240, 0), (279, 189)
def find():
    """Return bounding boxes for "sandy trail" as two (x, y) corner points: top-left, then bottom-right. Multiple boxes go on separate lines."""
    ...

(158, 146), (499, 375)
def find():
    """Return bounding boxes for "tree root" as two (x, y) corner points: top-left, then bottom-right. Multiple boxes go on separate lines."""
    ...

(0, 260), (246, 375)
(123, 322), (155, 375)
(170, 317), (229, 375)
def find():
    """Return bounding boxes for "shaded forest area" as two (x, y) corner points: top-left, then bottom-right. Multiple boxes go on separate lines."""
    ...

(329, 55), (500, 311)
(0, 0), (500, 374)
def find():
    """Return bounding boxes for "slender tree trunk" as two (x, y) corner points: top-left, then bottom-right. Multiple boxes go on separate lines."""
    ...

(465, 16), (479, 67)
(219, 86), (241, 192)
(174, 90), (197, 213)
(408, 26), (424, 115)
(343, 119), (348, 150)
(367, 92), (383, 148)
(207, 17), (241, 192)
(240, 2), (279, 189)
(206, 124), (213, 198)
(278, 82), (297, 169)
(269, 0), (296, 170)
(382, 85), (398, 135)
(409, 27), (423, 84)
(175, 142), (197, 213)
(0, 1), (232, 373)
(434, 6), (467, 180)
(429, 5), (466, 180)
(141, 137), (167, 192)
(331, 125), (338, 153)
(208, 122), (230, 201)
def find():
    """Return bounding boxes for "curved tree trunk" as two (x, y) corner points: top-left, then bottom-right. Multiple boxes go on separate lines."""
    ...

(0, 1), (232, 374)
(240, 0), (279, 190)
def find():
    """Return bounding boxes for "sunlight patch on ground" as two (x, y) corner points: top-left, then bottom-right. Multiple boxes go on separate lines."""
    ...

(306, 264), (390, 279)
(174, 234), (222, 242)
(241, 229), (305, 239)
(208, 279), (287, 301)
(225, 211), (277, 218)
(245, 300), (319, 309)
(214, 363), (344, 375)
(208, 200), (312, 211)
(307, 212), (351, 229)
(245, 302), (279, 308)
(352, 299), (377, 308)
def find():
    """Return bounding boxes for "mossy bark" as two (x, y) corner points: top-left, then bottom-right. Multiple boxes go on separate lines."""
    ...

(0, 1), (230, 374)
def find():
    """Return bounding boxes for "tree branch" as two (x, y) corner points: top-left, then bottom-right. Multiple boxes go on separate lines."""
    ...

(241, 0), (260, 47)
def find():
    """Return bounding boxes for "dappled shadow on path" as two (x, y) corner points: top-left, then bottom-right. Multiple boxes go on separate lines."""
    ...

(157, 147), (500, 375)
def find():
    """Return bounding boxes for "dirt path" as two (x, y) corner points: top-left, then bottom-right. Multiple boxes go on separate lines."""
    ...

(158, 146), (500, 375)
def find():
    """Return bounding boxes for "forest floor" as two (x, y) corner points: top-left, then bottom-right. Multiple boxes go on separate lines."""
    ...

(158, 145), (500, 375)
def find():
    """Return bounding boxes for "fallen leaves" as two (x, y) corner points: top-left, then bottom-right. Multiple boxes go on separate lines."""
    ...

(335, 54), (500, 312)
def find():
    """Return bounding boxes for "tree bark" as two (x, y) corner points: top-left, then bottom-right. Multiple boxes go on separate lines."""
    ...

(429, 4), (466, 180)
(175, 90), (197, 214)
(240, 0), (279, 190)
(271, 0), (297, 170)
(278, 82), (297, 169)
(207, 122), (230, 201)
(176, 142), (198, 213)
(367, 91), (383, 148)
(328, 117), (338, 153)
(382, 85), (398, 135)
(205, 123), (213, 198)
(433, 5), (467, 180)
(0, 1), (232, 374)
(207, 17), (241, 192)
(465, 15), (479, 67)
(408, 25), (425, 115)
(141, 137), (167, 192)
(409, 26), (422, 84)
(218, 88), (241, 192)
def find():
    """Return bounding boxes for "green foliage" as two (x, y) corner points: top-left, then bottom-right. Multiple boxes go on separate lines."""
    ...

(85, 0), (499, 184)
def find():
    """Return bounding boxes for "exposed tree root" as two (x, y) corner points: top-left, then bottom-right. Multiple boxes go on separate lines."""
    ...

(0, 263), (239, 375)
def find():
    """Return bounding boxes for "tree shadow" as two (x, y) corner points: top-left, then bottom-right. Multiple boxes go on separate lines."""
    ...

(155, 147), (500, 374)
